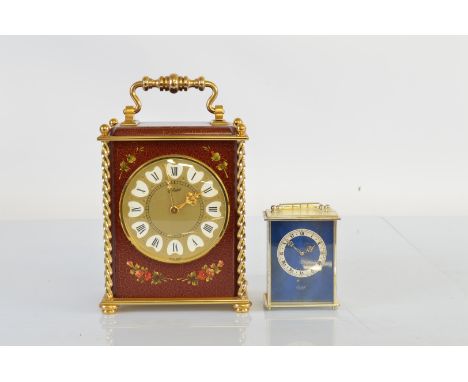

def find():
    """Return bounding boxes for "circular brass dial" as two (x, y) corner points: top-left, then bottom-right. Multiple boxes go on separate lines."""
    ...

(120, 155), (229, 263)
(277, 229), (327, 278)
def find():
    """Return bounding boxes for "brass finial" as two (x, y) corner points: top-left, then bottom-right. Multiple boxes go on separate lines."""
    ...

(234, 118), (246, 136)
(109, 118), (118, 128)
(100, 124), (110, 136)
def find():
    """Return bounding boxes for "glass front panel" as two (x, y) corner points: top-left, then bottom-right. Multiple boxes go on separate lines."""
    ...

(270, 220), (335, 303)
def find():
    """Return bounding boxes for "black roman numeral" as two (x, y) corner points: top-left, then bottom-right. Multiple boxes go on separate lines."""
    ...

(208, 206), (218, 212)
(192, 238), (199, 247)
(172, 242), (179, 252)
(203, 224), (214, 233)
(171, 166), (178, 176)
(150, 172), (159, 182)
(131, 207), (142, 212)
(136, 188), (146, 193)
(136, 224), (146, 234)
(191, 172), (197, 180)
(151, 237), (159, 247)
(203, 186), (213, 194)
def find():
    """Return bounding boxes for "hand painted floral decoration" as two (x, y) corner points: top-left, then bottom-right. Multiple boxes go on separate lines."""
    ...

(119, 146), (145, 179)
(203, 146), (228, 178)
(126, 261), (172, 285)
(126, 260), (224, 286)
(178, 261), (224, 286)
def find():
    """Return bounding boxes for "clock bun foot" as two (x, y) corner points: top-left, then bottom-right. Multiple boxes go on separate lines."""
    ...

(101, 304), (118, 315)
(233, 302), (251, 313)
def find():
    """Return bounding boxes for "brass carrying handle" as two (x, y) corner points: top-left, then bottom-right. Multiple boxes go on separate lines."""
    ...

(121, 74), (227, 126)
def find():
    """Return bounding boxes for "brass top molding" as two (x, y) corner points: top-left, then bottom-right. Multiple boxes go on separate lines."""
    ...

(97, 135), (249, 142)
(264, 203), (340, 221)
(121, 74), (228, 127)
(97, 118), (248, 141)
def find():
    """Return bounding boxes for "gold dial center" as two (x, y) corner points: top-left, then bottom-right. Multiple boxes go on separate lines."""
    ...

(146, 180), (204, 237)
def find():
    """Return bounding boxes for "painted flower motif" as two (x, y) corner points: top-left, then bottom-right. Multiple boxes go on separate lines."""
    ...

(135, 269), (144, 279)
(126, 260), (224, 286)
(203, 146), (228, 178)
(144, 271), (152, 282)
(126, 154), (136, 163)
(120, 161), (130, 173)
(197, 270), (207, 281)
(205, 267), (215, 278)
(119, 146), (145, 179)
(127, 261), (172, 285)
(184, 271), (199, 286)
(178, 261), (224, 286)
(152, 271), (171, 285)
(216, 161), (228, 173)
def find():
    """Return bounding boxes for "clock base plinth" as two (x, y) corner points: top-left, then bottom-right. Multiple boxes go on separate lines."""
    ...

(100, 297), (119, 314)
(101, 304), (118, 315)
(233, 301), (251, 313)
(263, 293), (340, 310)
(99, 296), (251, 313)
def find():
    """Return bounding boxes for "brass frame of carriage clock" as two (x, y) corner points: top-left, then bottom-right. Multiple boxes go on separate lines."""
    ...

(264, 203), (340, 309)
(97, 74), (250, 314)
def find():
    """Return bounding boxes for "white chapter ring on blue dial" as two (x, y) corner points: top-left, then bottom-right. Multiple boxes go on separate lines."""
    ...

(276, 228), (327, 278)
(120, 156), (229, 264)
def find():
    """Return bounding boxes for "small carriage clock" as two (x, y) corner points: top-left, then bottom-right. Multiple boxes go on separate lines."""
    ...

(264, 203), (340, 309)
(97, 74), (250, 314)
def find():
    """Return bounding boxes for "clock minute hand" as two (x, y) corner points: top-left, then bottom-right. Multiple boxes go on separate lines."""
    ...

(167, 181), (179, 214)
(287, 241), (305, 256)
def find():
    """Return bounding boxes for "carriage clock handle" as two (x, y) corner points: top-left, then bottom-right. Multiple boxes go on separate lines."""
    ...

(121, 74), (227, 127)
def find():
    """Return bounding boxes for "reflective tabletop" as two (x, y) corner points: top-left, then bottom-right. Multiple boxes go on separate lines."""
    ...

(1, 217), (467, 345)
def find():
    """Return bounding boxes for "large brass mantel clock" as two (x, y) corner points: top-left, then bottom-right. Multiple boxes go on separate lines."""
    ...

(97, 74), (250, 314)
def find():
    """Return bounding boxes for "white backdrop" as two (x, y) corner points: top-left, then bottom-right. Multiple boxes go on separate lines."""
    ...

(0, 36), (467, 220)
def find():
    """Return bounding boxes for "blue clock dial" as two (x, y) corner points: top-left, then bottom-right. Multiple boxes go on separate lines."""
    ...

(276, 229), (327, 278)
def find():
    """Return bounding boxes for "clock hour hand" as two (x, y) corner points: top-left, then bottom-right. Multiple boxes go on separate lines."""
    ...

(174, 192), (200, 210)
(305, 244), (316, 253)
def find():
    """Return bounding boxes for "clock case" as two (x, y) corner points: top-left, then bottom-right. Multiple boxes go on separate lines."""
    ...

(263, 203), (340, 309)
(97, 75), (250, 314)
